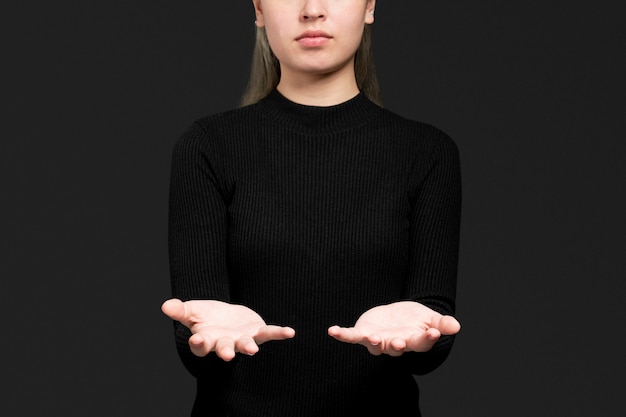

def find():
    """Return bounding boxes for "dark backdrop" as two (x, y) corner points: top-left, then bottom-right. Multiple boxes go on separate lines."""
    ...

(3, 1), (625, 416)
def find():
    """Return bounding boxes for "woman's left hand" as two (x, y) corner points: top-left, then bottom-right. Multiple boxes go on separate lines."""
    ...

(327, 301), (461, 356)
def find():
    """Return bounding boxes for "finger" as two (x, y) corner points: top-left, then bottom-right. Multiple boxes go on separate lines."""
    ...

(161, 298), (186, 322)
(378, 337), (406, 357)
(255, 326), (296, 344)
(215, 337), (237, 361)
(406, 330), (439, 353)
(188, 333), (216, 357)
(235, 336), (259, 356)
(387, 337), (407, 355)
(366, 343), (384, 356)
(366, 333), (382, 347)
(431, 314), (461, 335)
(327, 326), (364, 344)
(365, 334), (383, 356)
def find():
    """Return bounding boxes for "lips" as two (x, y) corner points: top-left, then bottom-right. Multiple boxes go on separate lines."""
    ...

(296, 30), (332, 41)
(296, 30), (332, 47)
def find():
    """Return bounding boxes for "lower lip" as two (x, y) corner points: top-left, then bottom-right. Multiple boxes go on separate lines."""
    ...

(297, 36), (330, 47)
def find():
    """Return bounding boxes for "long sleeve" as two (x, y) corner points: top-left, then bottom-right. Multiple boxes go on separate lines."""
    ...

(167, 121), (232, 377)
(401, 126), (463, 375)
(163, 91), (463, 415)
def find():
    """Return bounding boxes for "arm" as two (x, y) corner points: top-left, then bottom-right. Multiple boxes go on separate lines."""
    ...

(166, 121), (232, 376)
(165, 122), (294, 373)
(402, 127), (463, 374)
(328, 127), (462, 374)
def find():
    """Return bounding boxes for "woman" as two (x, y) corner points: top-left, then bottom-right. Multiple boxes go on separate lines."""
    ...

(162, 1), (463, 415)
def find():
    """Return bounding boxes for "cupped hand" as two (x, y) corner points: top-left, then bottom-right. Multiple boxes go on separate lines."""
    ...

(327, 301), (460, 356)
(161, 298), (295, 361)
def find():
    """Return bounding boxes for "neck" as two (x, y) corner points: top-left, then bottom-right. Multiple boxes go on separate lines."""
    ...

(276, 63), (359, 107)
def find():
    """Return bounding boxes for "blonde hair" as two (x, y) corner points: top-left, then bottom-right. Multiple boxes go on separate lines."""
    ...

(239, 25), (382, 107)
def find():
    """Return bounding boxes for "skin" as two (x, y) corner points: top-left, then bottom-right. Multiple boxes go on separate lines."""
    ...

(253, 0), (376, 106)
(162, 299), (460, 361)
(327, 301), (460, 356)
(161, 0), (462, 361)
(161, 299), (295, 361)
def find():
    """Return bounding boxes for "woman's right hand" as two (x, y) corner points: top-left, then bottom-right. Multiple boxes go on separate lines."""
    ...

(161, 298), (295, 361)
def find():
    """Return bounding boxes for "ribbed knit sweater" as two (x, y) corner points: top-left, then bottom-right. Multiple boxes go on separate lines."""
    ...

(167, 89), (462, 416)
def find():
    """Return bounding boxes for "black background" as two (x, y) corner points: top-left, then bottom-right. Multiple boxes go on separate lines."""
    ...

(3, 1), (625, 416)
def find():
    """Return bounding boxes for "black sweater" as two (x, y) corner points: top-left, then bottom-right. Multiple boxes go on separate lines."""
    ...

(167, 90), (462, 416)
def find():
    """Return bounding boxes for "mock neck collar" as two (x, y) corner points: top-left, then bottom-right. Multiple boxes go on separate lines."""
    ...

(257, 89), (381, 135)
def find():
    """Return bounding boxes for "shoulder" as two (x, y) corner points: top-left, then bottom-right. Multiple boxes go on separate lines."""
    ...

(173, 104), (261, 154)
(373, 106), (459, 158)
(195, 104), (261, 137)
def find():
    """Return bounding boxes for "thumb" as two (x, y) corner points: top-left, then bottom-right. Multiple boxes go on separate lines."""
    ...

(161, 298), (186, 321)
(432, 314), (461, 335)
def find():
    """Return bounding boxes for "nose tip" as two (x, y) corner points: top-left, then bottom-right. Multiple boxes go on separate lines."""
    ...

(301, 3), (326, 21)
(303, 13), (325, 20)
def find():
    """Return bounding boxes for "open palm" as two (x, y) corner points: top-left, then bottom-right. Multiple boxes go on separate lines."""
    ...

(161, 298), (295, 361)
(328, 301), (460, 356)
